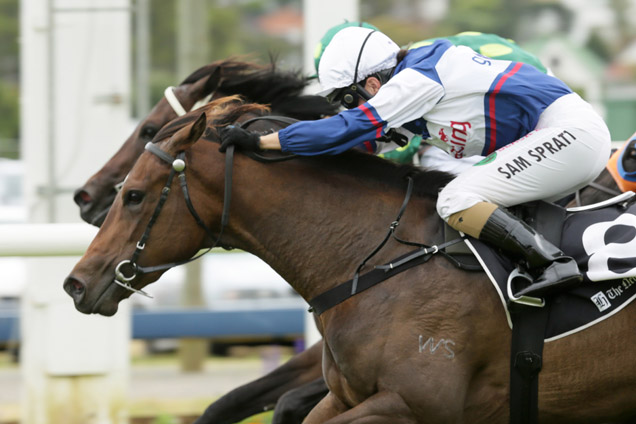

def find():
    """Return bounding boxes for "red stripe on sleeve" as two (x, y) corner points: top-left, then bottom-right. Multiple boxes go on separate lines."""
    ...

(487, 62), (523, 154)
(359, 104), (384, 139)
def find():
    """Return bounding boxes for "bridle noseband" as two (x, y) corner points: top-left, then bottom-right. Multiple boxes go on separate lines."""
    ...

(112, 116), (298, 298)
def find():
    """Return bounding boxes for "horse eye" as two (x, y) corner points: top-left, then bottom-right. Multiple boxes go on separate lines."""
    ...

(140, 125), (158, 141)
(124, 190), (145, 206)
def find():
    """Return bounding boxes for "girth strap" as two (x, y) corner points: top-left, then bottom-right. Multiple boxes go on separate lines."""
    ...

(509, 301), (550, 424)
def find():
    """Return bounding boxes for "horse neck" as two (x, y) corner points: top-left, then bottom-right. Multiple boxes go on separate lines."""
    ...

(204, 154), (442, 302)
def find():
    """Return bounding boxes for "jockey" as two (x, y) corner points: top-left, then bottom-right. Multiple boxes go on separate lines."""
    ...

(313, 22), (551, 171)
(220, 26), (611, 298)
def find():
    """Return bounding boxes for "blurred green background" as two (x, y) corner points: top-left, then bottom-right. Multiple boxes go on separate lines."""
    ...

(1, 0), (635, 158)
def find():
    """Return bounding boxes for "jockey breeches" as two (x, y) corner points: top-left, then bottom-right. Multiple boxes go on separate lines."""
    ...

(437, 93), (611, 221)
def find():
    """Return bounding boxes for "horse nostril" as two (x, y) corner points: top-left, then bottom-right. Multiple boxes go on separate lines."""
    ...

(73, 189), (93, 207)
(63, 276), (86, 302)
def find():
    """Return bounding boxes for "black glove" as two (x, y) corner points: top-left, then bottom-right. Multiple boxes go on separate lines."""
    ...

(376, 129), (409, 147)
(219, 125), (261, 152)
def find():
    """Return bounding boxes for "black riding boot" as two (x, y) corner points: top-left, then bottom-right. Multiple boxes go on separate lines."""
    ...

(479, 207), (583, 298)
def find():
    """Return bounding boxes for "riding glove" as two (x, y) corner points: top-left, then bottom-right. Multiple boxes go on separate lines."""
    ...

(219, 126), (261, 152)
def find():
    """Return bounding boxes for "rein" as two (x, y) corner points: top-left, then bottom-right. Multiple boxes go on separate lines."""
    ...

(111, 115), (297, 298)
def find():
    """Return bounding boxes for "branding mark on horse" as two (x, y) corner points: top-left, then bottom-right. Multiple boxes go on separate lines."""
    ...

(418, 335), (455, 359)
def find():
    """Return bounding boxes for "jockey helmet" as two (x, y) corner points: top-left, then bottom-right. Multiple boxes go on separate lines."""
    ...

(313, 21), (379, 76)
(317, 27), (400, 99)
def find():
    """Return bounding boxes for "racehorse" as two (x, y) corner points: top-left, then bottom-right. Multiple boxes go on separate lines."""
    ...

(73, 58), (338, 227)
(194, 159), (626, 424)
(64, 101), (636, 424)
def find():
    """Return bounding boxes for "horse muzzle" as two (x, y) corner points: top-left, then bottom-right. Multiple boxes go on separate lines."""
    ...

(73, 187), (114, 228)
(63, 275), (88, 310)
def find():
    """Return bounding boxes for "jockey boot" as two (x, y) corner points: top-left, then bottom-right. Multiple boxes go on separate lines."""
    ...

(478, 207), (583, 298)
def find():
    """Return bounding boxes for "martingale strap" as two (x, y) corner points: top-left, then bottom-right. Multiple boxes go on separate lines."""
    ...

(308, 237), (465, 315)
(308, 175), (467, 315)
(350, 176), (415, 295)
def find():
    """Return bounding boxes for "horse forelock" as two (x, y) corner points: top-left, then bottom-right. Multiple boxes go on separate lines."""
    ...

(209, 103), (271, 130)
(152, 96), (253, 145)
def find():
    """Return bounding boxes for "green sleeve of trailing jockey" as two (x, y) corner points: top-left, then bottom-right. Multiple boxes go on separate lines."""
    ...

(379, 136), (422, 164)
(408, 31), (547, 73)
(382, 32), (547, 165)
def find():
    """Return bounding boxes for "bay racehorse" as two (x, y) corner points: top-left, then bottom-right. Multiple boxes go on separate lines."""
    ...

(64, 101), (636, 424)
(74, 58), (338, 227)
(196, 150), (627, 424)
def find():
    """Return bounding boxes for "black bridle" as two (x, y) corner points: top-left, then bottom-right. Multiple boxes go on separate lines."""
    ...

(112, 115), (298, 298)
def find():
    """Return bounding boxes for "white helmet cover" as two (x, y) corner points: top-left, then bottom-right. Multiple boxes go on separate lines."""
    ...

(317, 27), (400, 96)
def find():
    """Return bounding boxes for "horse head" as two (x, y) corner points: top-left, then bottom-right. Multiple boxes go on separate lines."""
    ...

(74, 59), (338, 227)
(65, 97), (279, 316)
(73, 65), (222, 226)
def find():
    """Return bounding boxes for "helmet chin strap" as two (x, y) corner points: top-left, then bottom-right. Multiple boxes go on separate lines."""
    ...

(339, 30), (396, 109)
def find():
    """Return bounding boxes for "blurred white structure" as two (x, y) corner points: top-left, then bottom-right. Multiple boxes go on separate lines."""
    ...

(302, 0), (358, 346)
(20, 0), (131, 423)
(302, 0), (358, 95)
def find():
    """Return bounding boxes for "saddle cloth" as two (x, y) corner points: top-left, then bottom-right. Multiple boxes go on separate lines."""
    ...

(465, 197), (636, 341)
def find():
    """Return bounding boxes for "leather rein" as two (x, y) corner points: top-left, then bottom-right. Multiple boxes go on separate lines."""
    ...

(111, 115), (298, 298)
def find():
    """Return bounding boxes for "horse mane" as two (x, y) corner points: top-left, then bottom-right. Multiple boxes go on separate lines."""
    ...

(180, 58), (339, 119)
(301, 150), (455, 200)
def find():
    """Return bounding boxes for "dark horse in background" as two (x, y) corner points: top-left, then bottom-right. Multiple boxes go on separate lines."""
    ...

(74, 58), (338, 227)
(64, 101), (636, 423)
(72, 57), (333, 424)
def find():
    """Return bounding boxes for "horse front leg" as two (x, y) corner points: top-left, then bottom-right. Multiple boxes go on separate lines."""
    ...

(193, 341), (323, 424)
(272, 377), (328, 424)
(303, 391), (417, 424)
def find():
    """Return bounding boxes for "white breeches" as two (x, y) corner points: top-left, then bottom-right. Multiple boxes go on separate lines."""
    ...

(437, 93), (611, 220)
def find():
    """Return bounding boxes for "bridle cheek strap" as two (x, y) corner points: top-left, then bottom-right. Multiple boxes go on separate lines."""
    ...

(113, 142), (235, 297)
(113, 115), (293, 298)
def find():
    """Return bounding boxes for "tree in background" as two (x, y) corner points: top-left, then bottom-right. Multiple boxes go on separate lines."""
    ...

(0, 0), (19, 159)
(142, 0), (300, 107)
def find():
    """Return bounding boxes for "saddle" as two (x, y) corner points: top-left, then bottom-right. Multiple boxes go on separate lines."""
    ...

(449, 191), (636, 340)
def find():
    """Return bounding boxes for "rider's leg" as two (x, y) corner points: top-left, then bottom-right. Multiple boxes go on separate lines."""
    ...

(436, 93), (610, 298)
(447, 202), (581, 297)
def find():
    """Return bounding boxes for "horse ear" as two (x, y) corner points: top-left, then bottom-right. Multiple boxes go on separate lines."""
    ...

(190, 112), (207, 141)
(169, 112), (207, 152)
(203, 66), (222, 94)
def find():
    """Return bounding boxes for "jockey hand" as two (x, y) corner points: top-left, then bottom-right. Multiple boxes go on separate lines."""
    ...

(219, 125), (261, 152)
